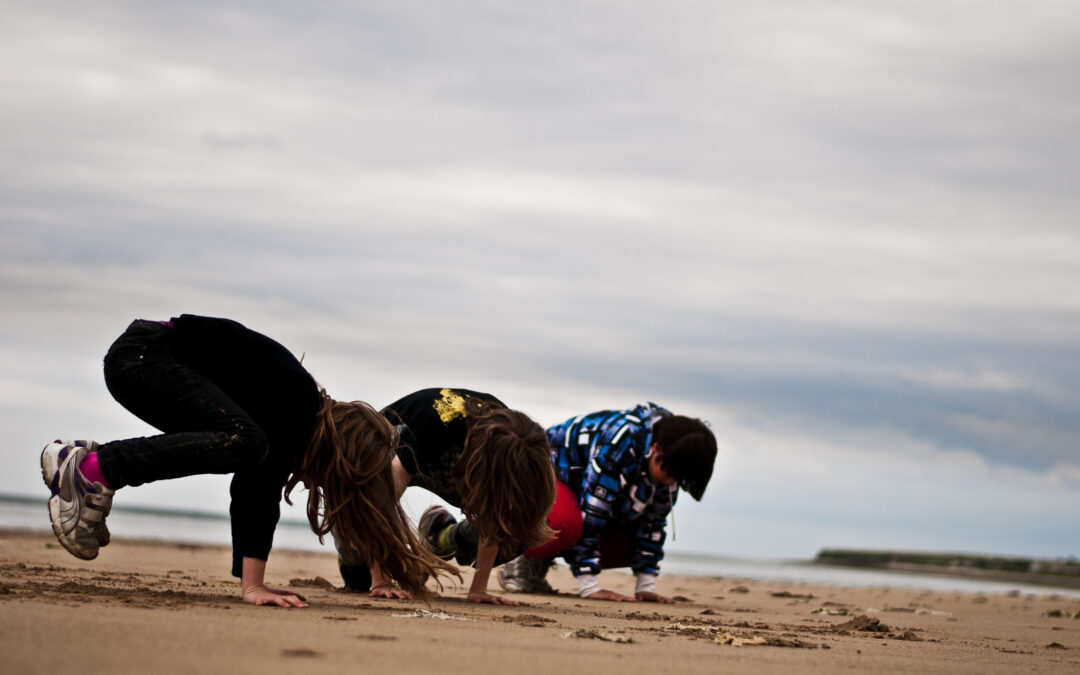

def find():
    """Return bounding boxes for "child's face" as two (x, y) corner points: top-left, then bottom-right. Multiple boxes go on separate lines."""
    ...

(647, 444), (677, 486)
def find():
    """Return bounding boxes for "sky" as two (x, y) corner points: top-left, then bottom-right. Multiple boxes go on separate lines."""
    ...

(2, 0), (1078, 561)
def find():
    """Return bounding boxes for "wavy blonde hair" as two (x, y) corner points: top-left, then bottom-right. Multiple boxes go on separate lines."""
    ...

(454, 398), (557, 553)
(285, 391), (458, 600)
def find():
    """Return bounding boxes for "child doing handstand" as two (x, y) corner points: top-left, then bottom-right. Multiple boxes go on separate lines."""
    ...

(41, 315), (455, 607)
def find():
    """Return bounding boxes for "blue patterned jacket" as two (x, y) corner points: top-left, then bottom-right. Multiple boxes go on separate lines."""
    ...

(547, 403), (676, 577)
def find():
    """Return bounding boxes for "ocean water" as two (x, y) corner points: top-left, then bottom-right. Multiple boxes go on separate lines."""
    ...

(4, 495), (1077, 599)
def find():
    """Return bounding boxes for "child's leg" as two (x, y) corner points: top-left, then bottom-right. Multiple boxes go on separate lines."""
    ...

(523, 480), (582, 560)
(494, 482), (580, 594)
(453, 480), (584, 564)
(596, 523), (634, 570)
(40, 439), (114, 559)
(339, 560), (373, 592)
(334, 533), (373, 591)
(78, 450), (109, 487)
(430, 481), (582, 572)
(94, 319), (269, 489)
(445, 518), (483, 566)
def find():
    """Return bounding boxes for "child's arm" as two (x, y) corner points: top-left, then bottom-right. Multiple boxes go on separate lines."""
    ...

(626, 487), (675, 603)
(632, 573), (674, 603)
(574, 573), (635, 601)
(369, 456), (415, 599)
(571, 425), (640, 600)
(466, 540), (518, 605)
(241, 556), (308, 608)
(370, 562), (412, 599)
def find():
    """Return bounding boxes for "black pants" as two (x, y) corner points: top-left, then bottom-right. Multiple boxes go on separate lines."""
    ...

(96, 320), (271, 489)
(337, 519), (522, 591)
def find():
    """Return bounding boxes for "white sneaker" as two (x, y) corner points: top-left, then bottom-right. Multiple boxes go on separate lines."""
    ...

(41, 440), (114, 560)
(497, 555), (554, 593)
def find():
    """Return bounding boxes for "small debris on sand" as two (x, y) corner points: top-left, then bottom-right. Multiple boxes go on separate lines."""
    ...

(714, 633), (818, 648)
(832, 615), (890, 633)
(715, 633), (766, 646)
(812, 607), (849, 616)
(392, 609), (467, 621)
(501, 614), (556, 627)
(288, 576), (336, 590)
(281, 648), (320, 658)
(561, 629), (633, 643)
(625, 611), (673, 621)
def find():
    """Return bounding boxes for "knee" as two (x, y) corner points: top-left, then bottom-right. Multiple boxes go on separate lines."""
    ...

(102, 320), (168, 389)
(526, 507), (582, 560)
(102, 340), (147, 397)
(546, 497), (584, 550)
(223, 423), (270, 467)
(550, 512), (584, 548)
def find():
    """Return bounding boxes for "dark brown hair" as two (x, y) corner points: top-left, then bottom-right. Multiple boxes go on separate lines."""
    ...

(652, 415), (717, 501)
(454, 398), (557, 553)
(285, 391), (458, 600)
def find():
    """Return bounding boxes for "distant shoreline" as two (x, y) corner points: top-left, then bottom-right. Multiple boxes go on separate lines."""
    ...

(815, 549), (1080, 590)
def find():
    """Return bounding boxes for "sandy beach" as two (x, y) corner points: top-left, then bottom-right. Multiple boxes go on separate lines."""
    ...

(1, 528), (1077, 674)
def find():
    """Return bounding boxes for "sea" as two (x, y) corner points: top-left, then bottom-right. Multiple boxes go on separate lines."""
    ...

(4, 494), (1077, 599)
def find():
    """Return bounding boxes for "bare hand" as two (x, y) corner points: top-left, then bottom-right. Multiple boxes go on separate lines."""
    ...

(467, 591), (520, 606)
(586, 589), (636, 602)
(243, 584), (308, 608)
(635, 591), (674, 603)
(370, 584), (413, 600)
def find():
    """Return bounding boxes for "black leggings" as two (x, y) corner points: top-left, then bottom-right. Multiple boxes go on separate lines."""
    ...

(337, 518), (522, 591)
(96, 320), (270, 489)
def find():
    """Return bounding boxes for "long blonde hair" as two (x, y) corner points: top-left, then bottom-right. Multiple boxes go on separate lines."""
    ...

(285, 391), (458, 600)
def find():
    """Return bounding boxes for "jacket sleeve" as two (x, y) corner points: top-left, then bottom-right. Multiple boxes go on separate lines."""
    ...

(629, 487), (675, 576)
(228, 464), (287, 578)
(567, 424), (639, 577)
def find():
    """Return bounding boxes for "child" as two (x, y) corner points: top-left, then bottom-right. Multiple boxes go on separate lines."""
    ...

(40, 315), (455, 607)
(336, 388), (556, 605)
(497, 403), (717, 602)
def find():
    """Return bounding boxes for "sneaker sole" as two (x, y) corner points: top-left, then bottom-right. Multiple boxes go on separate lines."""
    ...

(41, 441), (100, 560)
(40, 441), (66, 495)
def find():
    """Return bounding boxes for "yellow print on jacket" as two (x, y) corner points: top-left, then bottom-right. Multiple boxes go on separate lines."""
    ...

(433, 388), (468, 423)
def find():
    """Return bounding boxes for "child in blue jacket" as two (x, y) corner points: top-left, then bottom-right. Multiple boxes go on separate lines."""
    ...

(498, 403), (717, 602)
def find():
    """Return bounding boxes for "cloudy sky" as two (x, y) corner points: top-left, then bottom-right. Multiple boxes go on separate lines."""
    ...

(2, 1), (1078, 560)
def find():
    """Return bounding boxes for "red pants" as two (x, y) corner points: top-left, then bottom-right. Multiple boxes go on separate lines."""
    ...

(523, 480), (633, 569)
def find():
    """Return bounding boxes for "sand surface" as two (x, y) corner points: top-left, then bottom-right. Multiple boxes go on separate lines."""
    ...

(1, 528), (1078, 674)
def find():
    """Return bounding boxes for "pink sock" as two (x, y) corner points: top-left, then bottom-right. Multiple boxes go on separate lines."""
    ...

(79, 452), (112, 489)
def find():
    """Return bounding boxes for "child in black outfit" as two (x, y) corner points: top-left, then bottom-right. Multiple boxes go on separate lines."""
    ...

(337, 387), (555, 604)
(41, 315), (454, 606)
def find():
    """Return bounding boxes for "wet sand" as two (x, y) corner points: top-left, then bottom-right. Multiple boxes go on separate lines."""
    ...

(1, 529), (1077, 674)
